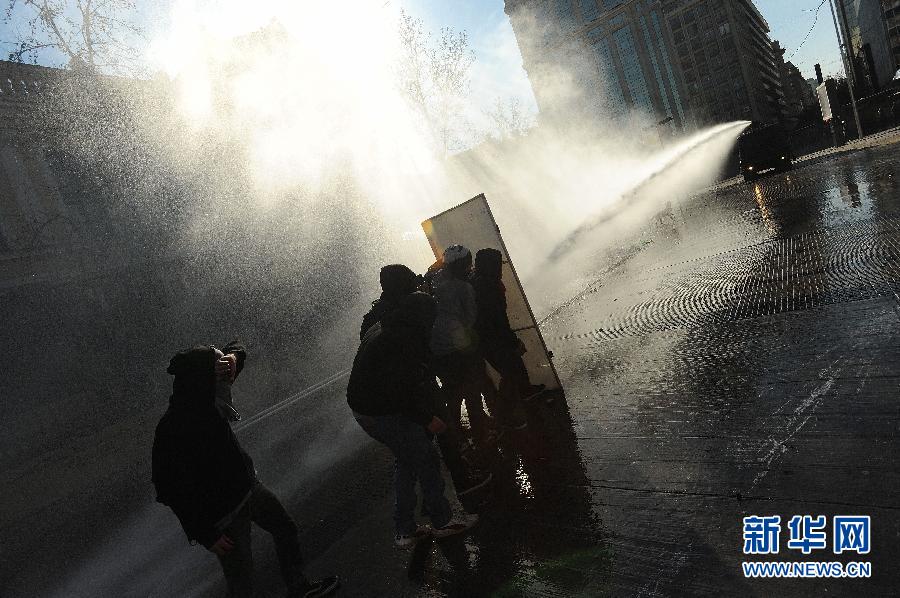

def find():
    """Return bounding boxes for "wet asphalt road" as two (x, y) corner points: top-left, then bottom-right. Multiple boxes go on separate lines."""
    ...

(5, 135), (900, 597)
(314, 137), (900, 597)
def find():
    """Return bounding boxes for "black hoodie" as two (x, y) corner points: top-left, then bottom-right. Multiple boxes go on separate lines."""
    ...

(359, 264), (421, 341)
(471, 248), (519, 351)
(151, 342), (256, 548)
(347, 292), (437, 426)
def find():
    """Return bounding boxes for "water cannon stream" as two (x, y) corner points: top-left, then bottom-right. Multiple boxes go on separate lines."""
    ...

(547, 120), (751, 263)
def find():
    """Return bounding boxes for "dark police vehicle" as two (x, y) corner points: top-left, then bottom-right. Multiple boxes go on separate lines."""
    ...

(737, 122), (792, 183)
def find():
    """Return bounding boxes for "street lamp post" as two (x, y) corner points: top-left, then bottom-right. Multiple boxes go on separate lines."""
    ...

(829, 0), (863, 139)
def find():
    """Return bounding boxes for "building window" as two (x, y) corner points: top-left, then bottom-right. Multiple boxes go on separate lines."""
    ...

(586, 25), (604, 43)
(580, 0), (601, 22)
(614, 26), (654, 115)
(609, 13), (626, 28)
(651, 11), (685, 123)
(723, 37), (736, 54)
(593, 39), (627, 115)
(640, 14), (674, 122)
(557, 0), (579, 30)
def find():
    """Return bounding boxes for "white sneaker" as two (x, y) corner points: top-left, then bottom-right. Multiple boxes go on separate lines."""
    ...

(432, 513), (479, 538)
(394, 525), (430, 548)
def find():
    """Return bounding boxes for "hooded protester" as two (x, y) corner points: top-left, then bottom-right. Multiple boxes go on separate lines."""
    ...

(471, 248), (546, 412)
(359, 264), (422, 341)
(428, 245), (493, 439)
(358, 264), (492, 503)
(152, 342), (339, 598)
(348, 292), (478, 547)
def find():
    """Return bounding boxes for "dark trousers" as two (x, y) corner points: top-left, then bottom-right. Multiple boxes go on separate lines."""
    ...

(353, 412), (453, 534)
(483, 344), (530, 409)
(434, 407), (471, 486)
(432, 351), (490, 435)
(216, 482), (306, 597)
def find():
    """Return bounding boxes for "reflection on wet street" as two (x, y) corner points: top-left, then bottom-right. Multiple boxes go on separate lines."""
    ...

(536, 142), (900, 596)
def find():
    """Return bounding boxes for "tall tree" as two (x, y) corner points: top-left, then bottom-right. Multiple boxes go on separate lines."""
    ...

(4, 0), (143, 73)
(486, 96), (534, 140)
(396, 8), (475, 154)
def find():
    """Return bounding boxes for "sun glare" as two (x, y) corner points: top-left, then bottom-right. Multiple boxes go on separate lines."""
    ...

(146, 0), (440, 204)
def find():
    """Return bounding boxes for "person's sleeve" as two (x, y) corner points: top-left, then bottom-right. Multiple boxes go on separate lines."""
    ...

(152, 431), (218, 547)
(395, 347), (435, 426)
(222, 340), (247, 377)
(360, 308), (377, 342)
(480, 284), (518, 348)
(461, 282), (478, 327)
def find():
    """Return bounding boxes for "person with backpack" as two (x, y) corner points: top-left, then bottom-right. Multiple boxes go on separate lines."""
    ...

(360, 264), (492, 501)
(348, 292), (479, 548)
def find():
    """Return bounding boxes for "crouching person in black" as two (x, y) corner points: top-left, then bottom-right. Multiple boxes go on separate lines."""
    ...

(359, 266), (492, 502)
(152, 342), (339, 598)
(348, 292), (478, 548)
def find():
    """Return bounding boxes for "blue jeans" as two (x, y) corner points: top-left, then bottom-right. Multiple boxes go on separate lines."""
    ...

(353, 412), (452, 535)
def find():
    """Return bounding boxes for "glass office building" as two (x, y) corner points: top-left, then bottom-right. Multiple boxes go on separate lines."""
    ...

(661, 0), (785, 125)
(507, 0), (789, 129)
(506, 0), (690, 132)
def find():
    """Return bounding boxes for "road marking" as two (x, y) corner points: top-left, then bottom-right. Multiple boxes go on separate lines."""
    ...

(749, 364), (840, 491)
(233, 368), (351, 432)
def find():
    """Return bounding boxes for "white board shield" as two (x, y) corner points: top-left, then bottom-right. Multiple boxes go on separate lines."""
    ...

(422, 194), (563, 393)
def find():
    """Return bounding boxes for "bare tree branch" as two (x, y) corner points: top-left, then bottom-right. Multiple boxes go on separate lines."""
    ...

(396, 9), (476, 154)
(3, 0), (142, 74)
(486, 97), (534, 140)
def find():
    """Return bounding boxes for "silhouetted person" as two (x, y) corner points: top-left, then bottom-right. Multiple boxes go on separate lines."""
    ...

(471, 248), (546, 416)
(359, 265), (492, 500)
(429, 245), (493, 439)
(152, 342), (339, 598)
(360, 264), (422, 341)
(348, 292), (478, 547)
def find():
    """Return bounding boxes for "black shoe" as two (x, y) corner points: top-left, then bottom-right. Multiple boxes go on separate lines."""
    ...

(522, 384), (546, 402)
(456, 471), (493, 497)
(296, 576), (340, 598)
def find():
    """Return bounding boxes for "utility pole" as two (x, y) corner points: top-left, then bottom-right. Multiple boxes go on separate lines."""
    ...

(828, 0), (863, 139)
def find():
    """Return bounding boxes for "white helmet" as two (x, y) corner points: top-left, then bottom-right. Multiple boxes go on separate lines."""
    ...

(442, 244), (471, 265)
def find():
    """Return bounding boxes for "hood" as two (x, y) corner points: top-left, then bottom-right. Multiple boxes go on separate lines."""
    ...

(382, 291), (437, 334)
(167, 345), (217, 413)
(379, 264), (420, 299)
(475, 248), (503, 280)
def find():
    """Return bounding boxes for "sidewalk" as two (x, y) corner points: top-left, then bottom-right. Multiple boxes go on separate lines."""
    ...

(795, 126), (900, 165)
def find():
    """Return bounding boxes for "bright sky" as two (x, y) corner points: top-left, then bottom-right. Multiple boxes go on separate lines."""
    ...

(1, 0), (845, 111)
(755, 0), (845, 80)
